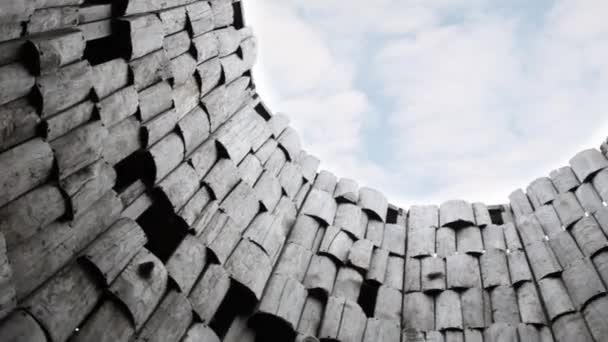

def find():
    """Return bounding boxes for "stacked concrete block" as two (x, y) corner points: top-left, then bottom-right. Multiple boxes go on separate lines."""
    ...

(1, 1), (275, 341)
(508, 147), (608, 342)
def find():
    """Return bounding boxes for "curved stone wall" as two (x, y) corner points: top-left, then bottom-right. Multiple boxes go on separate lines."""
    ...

(0, 1), (608, 342)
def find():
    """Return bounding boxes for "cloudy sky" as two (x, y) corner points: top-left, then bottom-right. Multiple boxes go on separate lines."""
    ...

(242, 0), (608, 207)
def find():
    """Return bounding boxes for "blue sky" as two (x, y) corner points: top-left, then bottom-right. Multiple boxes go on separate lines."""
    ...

(243, 0), (608, 207)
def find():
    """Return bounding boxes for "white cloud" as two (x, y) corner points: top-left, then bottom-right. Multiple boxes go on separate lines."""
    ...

(243, 0), (356, 96)
(244, 0), (608, 208)
(243, 0), (393, 193)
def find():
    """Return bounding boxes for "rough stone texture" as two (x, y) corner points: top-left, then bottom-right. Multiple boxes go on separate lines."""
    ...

(0, 2), (606, 342)
(527, 177), (558, 207)
(439, 199), (475, 228)
(570, 148), (608, 182)
(550, 166), (580, 193)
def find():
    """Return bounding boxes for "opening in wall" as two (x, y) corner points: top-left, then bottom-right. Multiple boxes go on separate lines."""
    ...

(210, 281), (257, 339)
(233, 1), (245, 29)
(488, 206), (505, 225)
(358, 280), (379, 317)
(82, 17), (131, 66)
(254, 324), (294, 342)
(84, 34), (127, 66)
(113, 151), (151, 192)
(254, 102), (272, 121)
(136, 198), (189, 262)
(386, 206), (399, 224)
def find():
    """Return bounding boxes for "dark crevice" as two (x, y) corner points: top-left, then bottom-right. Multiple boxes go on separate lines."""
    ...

(210, 281), (257, 339)
(83, 27), (128, 66)
(386, 206), (399, 224)
(358, 280), (379, 317)
(136, 198), (189, 262)
(254, 102), (272, 121)
(251, 312), (296, 342)
(22, 41), (41, 76)
(489, 207), (505, 225)
(113, 151), (150, 192)
(362, 208), (383, 222)
(233, 2), (245, 29)
(215, 142), (231, 159)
